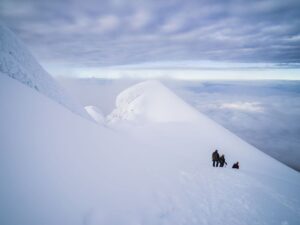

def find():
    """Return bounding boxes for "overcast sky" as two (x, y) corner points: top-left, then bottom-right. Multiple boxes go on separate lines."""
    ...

(1, 0), (300, 78)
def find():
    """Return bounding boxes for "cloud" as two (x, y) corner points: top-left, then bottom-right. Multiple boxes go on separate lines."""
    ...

(128, 9), (151, 30)
(96, 15), (120, 32)
(0, 0), (300, 75)
(160, 16), (186, 33)
(220, 102), (264, 112)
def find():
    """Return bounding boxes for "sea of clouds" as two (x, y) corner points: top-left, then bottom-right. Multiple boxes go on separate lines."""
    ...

(166, 80), (300, 171)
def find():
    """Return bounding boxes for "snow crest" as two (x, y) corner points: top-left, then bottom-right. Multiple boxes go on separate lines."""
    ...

(85, 105), (105, 124)
(0, 24), (88, 118)
(107, 80), (202, 123)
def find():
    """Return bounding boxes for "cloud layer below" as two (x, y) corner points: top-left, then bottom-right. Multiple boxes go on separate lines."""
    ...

(167, 80), (300, 171)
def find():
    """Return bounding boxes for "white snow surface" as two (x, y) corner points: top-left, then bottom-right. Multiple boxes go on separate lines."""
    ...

(85, 105), (105, 124)
(107, 80), (203, 123)
(0, 24), (89, 118)
(0, 75), (300, 225)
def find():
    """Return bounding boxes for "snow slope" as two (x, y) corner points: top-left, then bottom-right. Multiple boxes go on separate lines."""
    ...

(0, 75), (299, 225)
(107, 81), (299, 177)
(0, 24), (88, 118)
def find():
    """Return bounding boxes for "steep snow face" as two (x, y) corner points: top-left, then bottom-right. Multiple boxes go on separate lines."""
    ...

(0, 75), (300, 225)
(0, 24), (88, 118)
(85, 105), (105, 124)
(107, 80), (203, 123)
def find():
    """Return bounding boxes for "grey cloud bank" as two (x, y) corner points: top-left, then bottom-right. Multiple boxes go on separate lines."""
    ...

(1, 0), (300, 78)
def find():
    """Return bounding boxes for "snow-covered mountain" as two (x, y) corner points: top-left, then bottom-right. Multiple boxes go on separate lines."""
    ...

(1, 73), (299, 225)
(0, 25), (299, 225)
(107, 81), (298, 177)
(107, 80), (202, 123)
(0, 24), (89, 118)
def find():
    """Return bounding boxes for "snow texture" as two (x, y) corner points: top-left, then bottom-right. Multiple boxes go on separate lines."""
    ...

(0, 24), (89, 119)
(85, 105), (105, 124)
(0, 75), (299, 225)
(107, 80), (204, 123)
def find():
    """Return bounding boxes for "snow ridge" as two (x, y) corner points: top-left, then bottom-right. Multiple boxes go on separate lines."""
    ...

(85, 105), (105, 124)
(0, 24), (88, 118)
(107, 80), (202, 123)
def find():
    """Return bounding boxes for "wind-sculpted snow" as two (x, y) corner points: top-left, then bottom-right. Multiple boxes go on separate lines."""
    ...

(85, 105), (105, 124)
(107, 80), (205, 123)
(0, 24), (88, 118)
(0, 76), (299, 225)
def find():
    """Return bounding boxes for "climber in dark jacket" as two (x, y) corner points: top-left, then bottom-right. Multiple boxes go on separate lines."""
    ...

(219, 154), (227, 167)
(232, 162), (239, 169)
(212, 150), (220, 167)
